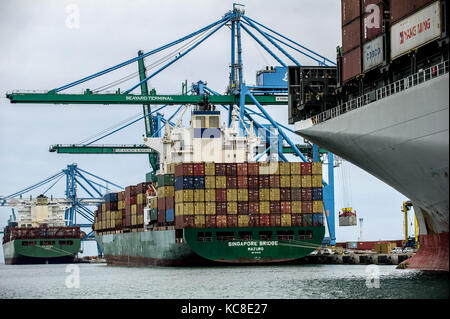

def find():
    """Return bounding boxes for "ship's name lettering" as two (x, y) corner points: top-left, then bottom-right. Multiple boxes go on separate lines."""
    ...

(228, 240), (278, 247)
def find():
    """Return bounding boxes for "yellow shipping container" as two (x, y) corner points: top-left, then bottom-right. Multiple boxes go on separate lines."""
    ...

(175, 203), (184, 216)
(374, 242), (397, 254)
(292, 201), (302, 214)
(138, 214), (144, 225)
(281, 214), (292, 227)
(259, 188), (270, 201)
(259, 162), (279, 175)
(131, 204), (137, 215)
(280, 175), (291, 188)
(279, 162), (291, 175)
(312, 175), (322, 188)
(118, 200), (125, 210)
(137, 193), (146, 205)
(150, 197), (158, 208)
(194, 202), (205, 215)
(176, 189), (194, 202)
(311, 162), (322, 175)
(290, 162), (301, 175)
(260, 201), (270, 214)
(301, 175), (312, 188)
(167, 163), (176, 174)
(131, 215), (137, 226)
(176, 202), (194, 216)
(102, 203), (106, 211)
(237, 189), (248, 201)
(205, 162), (215, 175)
(270, 188), (280, 201)
(238, 215), (249, 227)
(216, 176), (227, 188)
(205, 202), (216, 215)
(313, 201), (324, 213)
(175, 190), (184, 203)
(227, 189), (237, 202)
(194, 189), (205, 202)
(194, 215), (206, 228)
(166, 186), (175, 197)
(204, 189), (216, 202)
(227, 202), (237, 214)
(205, 176), (216, 189)
(158, 186), (165, 198)
(290, 175), (301, 188)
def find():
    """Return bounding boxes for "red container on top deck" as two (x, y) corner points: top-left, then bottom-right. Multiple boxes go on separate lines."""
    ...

(362, 0), (383, 43)
(249, 202), (260, 214)
(226, 176), (237, 189)
(291, 214), (302, 227)
(342, 46), (362, 83)
(281, 201), (292, 214)
(125, 196), (137, 206)
(280, 188), (291, 201)
(237, 176), (248, 189)
(248, 189), (259, 202)
(215, 189), (227, 202)
(270, 201), (281, 214)
(165, 197), (174, 210)
(158, 198), (166, 210)
(247, 163), (259, 176)
(390, 0), (436, 24)
(270, 214), (281, 227)
(136, 182), (149, 194)
(205, 215), (216, 228)
(259, 215), (270, 227)
(226, 163), (237, 176)
(237, 202), (249, 215)
(216, 201), (227, 215)
(216, 215), (227, 228)
(300, 162), (312, 175)
(259, 176), (270, 188)
(301, 188), (313, 201)
(302, 201), (313, 214)
(269, 175), (280, 188)
(125, 185), (137, 198)
(227, 215), (238, 228)
(249, 215), (260, 227)
(342, 18), (361, 54)
(193, 163), (205, 176)
(175, 163), (194, 178)
(118, 191), (125, 201)
(215, 163), (227, 176)
(342, 0), (361, 26)
(237, 163), (248, 175)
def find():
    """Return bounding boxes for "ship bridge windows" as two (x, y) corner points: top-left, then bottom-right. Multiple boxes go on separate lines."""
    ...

(40, 240), (56, 245)
(299, 230), (306, 240)
(238, 231), (252, 241)
(194, 116), (206, 128)
(259, 231), (273, 240)
(59, 240), (73, 246)
(306, 230), (313, 240)
(276, 231), (295, 241)
(197, 231), (213, 242)
(216, 231), (235, 241)
(21, 241), (37, 246)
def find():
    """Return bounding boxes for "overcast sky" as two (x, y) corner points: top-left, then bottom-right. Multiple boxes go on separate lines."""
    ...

(0, 0), (412, 260)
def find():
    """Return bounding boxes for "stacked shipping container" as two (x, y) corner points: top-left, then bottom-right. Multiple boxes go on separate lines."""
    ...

(174, 162), (325, 229)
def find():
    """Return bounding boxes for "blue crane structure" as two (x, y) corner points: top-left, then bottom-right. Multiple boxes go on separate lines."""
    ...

(6, 4), (337, 246)
(0, 164), (123, 254)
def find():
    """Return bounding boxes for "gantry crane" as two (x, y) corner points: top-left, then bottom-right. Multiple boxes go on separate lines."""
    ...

(5, 4), (338, 245)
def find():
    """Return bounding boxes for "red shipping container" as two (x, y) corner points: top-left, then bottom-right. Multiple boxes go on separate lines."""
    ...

(125, 185), (137, 198)
(226, 163), (237, 176)
(175, 163), (194, 178)
(291, 214), (302, 226)
(206, 215), (216, 228)
(259, 215), (270, 227)
(362, 1), (383, 43)
(215, 189), (227, 202)
(157, 210), (166, 223)
(193, 163), (205, 176)
(280, 188), (291, 201)
(215, 163), (227, 176)
(158, 198), (166, 210)
(237, 163), (248, 175)
(302, 202), (313, 213)
(342, 0), (361, 26)
(125, 196), (137, 206)
(249, 201), (260, 214)
(259, 176), (270, 188)
(249, 215), (260, 227)
(390, 0), (435, 24)
(216, 201), (227, 215)
(342, 46), (362, 83)
(227, 215), (238, 228)
(300, 162), (312, 175)
(137, 204), (145, 215)
(301, 188), (313, 201)
(125, 206), (132, 218)
(248, 176), (259, 189)
(269, 175), (280, 188)
(175, 215), (195, 229)
(226, 176), (237, 188)
(237, 202), (249, 215)
(281, 201), (292, 214)
(118, 191), (125, 201)
(270, 201), (281, 214)
(136, 182), (149, 194)
(270, 214), (281, 227)
(248, 189), (259, 202)
(106, 201), (118, 211)
(175, 215), (184, 229)
(342, 17), (361, 54)
(247, 162), (259, 176)
(237, 175), (248, 189)
(165, 197), (174, 210)
(216, 215), (227, 228)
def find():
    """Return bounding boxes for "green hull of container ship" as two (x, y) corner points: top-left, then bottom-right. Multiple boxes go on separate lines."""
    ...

(2, 238), (81, 264)
(95, 226), (325, 266)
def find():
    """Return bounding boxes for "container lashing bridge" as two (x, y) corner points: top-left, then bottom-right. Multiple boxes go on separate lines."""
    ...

(6, 4), (338, 246)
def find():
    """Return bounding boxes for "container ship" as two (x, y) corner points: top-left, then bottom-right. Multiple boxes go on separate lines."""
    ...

(93, 110), (326, 266)
(2, 195), (82, 264)
(288, 0), (449, 271)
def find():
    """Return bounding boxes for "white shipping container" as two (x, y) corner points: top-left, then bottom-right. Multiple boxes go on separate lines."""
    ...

(363, 36), (384, 72)
(390, 1), (441, 60)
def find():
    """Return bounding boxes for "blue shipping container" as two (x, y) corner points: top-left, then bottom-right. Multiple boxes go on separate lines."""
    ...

(193, 176), (205, 189)
(312, 188), (323, 200)
(312, 213), (324, 226)
(104, 192), (118, 202)
(174, 176), (194, 190)
(166, 209), (175, 222)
